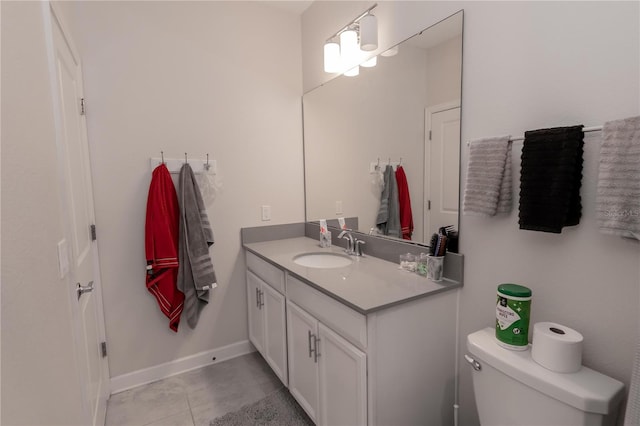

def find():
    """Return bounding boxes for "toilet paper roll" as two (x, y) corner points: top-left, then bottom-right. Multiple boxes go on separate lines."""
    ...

(531, 322), (583, 373)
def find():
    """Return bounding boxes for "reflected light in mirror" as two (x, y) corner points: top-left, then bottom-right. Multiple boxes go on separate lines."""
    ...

(380, 45), (398, 57)
(361, 56), (377, 68)
(344, 66), (360, 77)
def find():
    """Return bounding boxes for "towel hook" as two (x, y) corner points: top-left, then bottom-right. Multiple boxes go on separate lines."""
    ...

(388, 157), (391, 165)
(204, 153), (211, 171)
(399, 157), (403, 166)
(184, 152), (188, 164)
(161, 151), (165, 164)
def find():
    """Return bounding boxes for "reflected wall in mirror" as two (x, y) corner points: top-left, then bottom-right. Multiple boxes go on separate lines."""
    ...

(303, 11), (463, 245)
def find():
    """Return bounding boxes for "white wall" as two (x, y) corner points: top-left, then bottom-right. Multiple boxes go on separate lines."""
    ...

(1, 1), (86, 424)
(302, 2), (639, 424)
(66, 1), (304, 378)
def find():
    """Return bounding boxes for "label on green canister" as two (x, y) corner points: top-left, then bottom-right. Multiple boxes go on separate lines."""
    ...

(495, 284), (532, 351)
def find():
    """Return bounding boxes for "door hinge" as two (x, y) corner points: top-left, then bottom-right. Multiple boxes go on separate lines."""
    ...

(428, 200), (431, 210)
(101, 342), (107, 358)
(80, 98), (86, 115)
(428, 130), (432, 140)
(90, 224), (97, 241)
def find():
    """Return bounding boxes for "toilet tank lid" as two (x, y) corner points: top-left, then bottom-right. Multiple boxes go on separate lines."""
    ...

(467, 328), (625, 415)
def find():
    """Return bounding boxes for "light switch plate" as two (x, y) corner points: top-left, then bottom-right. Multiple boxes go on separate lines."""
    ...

(57, 239), (69, 278)
(261, 205), (271, 221)
(336, 201), (343, 215)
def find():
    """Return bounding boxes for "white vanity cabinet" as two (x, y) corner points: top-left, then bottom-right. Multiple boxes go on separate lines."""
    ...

(246, 253), (288, 386)
(245, 246), (458, 426)
(286, 300), (367, 426)
(286, 301), (320, 422)
(286, 274), (368, 425)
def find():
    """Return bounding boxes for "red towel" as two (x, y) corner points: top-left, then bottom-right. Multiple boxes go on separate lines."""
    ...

(145, 164), (184, 332)
(395, 166), (413, 240)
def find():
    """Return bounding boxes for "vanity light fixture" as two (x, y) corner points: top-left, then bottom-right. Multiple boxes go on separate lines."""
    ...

(340, 28), (360, 70)
(322, 3), (378, 76)
(359, 13), (378, 51)
(323, 41), (340, 73)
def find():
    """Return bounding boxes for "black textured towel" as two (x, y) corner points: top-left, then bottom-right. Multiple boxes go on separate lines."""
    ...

(519, 125), (584, 233)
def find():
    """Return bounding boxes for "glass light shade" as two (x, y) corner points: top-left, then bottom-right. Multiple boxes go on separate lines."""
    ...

(340, 29), (360, 69)
(381, 45), (399, 57)
(323, 41), (340, 73)
(344, 66), (359, 77)
(361, 55), (377, 68)
(359, 14), (378, 51)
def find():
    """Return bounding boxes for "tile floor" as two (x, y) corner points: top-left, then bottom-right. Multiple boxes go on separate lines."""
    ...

(106, 352), (283, 426)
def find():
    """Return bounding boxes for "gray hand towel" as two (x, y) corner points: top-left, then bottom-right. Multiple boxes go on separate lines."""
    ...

(463, 136), (513, 216)
(596, 116), (640, 240)
(177, 163), (217, 329)
(376, 165), (401, 238)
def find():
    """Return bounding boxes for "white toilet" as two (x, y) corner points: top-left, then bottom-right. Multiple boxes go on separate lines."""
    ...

(466, 328), (625, 426)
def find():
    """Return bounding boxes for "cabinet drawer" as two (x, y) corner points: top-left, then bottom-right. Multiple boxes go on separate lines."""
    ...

(287, 275), (367, 351)
(246, 251), (285, 294)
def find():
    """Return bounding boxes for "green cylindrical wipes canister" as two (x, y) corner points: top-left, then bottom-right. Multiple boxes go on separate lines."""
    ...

(496, 284), (532, 351)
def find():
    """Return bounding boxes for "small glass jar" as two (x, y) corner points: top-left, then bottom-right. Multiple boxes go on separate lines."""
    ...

(416, 253), (429, 276)
(399, 253), (417, 272)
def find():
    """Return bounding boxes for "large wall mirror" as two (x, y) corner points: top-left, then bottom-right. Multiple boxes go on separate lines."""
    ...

(303, 10), (463, 245)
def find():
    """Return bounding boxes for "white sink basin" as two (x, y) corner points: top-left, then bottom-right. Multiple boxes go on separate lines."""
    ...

(293, 252), (353, 269)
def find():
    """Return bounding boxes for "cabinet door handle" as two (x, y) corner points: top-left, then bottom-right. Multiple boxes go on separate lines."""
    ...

(308, 330), (315, 358)
(258, 290), (264, 308)
(313, 336), (320, 363)
(255, 287), (260, 308)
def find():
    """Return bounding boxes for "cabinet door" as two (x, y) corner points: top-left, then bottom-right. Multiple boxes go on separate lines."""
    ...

(262, 282), (288, 385)
(246, 271), (264, 354)
(318, 323), (367, 426)
(287, 301), (319, 423)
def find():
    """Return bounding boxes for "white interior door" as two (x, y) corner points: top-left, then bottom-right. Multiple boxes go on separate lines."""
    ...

(425, 105), (461, 241)
(45, 3), (110, 425)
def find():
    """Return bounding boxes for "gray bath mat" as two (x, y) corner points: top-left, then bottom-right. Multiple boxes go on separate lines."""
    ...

(210, 388), (313, 426)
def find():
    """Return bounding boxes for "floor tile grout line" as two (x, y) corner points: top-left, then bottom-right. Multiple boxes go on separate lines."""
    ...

(185, 390), (197, 426)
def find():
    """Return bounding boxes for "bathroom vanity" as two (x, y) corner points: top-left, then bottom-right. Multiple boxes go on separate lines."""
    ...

(243, 231), (462, 426)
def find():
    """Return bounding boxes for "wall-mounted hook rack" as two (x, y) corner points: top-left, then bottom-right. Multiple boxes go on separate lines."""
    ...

(150, 155), (217, 175)
(369, 159), (402, 173)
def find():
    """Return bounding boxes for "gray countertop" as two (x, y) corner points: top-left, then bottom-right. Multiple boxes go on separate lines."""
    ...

(244, 237), (461, 314)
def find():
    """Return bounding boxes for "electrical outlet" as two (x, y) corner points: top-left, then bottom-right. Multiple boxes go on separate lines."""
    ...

(336, 201), (343, 215)
(261, 205), (271, 221)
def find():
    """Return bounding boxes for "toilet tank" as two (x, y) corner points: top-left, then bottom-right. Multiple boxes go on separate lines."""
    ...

(466, 328), (625, 426)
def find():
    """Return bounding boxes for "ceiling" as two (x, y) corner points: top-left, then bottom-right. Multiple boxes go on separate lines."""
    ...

(262, 1), (313, 16)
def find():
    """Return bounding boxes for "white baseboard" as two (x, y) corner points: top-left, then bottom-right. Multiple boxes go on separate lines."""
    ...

(110, 340), (254, 394)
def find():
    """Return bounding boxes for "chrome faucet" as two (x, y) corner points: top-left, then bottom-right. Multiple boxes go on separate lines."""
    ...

(338, 230), (366, 257)
(338, 230), (355, 254)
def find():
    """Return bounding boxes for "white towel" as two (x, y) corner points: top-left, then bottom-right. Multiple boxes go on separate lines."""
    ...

(463, 136), (513, 216)
(596, 116), (640, 240)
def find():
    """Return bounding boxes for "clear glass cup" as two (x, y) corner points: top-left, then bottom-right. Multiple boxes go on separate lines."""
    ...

(427, 255), (444, 282)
